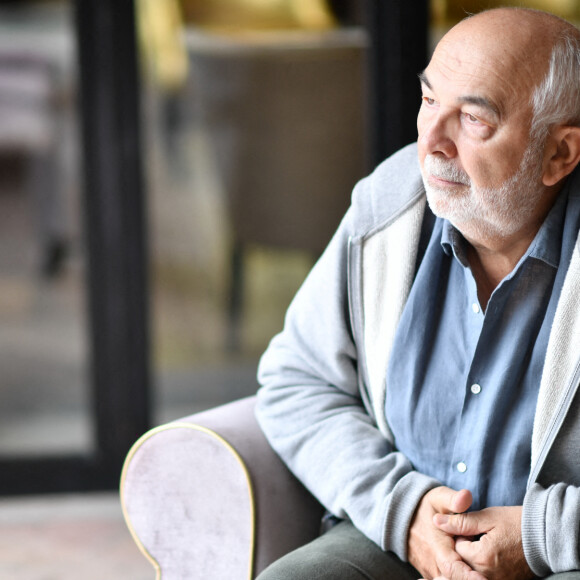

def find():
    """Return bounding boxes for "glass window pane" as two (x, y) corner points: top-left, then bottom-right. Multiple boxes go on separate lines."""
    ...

(0, 1), (91, 455)
(140, 3), (367, 424)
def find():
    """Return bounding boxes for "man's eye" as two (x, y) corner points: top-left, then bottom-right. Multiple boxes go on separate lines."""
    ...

(465, 113), (481, 124)
(422, 96), (436, 106)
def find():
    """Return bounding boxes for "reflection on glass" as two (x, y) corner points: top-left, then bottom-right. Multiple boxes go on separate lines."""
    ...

(0, 1), (91, 455)
(140, 1), (367, 424)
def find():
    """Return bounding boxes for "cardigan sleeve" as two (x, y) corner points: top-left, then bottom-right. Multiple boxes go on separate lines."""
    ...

(523, 482), (580, 575)
(256, 165), (440, 559)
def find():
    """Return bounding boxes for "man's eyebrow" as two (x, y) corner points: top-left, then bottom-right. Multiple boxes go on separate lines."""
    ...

(418, 71), (431, 89)
(418, 71), (501, 118)
(458, 95), (501, 118)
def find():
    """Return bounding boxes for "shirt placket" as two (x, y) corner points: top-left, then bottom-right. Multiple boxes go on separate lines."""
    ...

(447, 266), (486, 498)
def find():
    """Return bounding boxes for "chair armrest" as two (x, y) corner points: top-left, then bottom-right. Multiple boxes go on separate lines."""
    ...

(120, 396), (324, 579)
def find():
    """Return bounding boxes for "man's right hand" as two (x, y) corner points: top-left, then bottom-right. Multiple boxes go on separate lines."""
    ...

(408, 486), (486, 580)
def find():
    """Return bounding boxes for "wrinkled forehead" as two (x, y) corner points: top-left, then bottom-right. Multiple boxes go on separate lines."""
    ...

(424, 19), (550, 115)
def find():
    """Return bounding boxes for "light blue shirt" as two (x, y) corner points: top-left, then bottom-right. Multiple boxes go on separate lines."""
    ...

(385, 186), (575, 510)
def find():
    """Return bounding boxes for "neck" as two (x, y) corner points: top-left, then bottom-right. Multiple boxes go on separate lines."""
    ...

(463, 222), (542, 310)
(459, 183), (564, 309)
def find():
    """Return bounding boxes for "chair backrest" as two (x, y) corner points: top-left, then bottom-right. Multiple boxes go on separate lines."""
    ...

(188, 28), (369, 254)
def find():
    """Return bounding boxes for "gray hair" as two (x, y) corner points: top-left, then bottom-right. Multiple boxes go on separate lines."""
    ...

(530, 29), (580, 142)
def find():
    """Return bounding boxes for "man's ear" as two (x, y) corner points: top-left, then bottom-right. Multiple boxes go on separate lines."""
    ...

(542, 125), (580, 186)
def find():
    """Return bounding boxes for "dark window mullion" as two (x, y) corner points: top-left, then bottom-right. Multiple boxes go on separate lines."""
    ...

(0, 0), (151, 496)
(74, 0), (152, 467)
(364, 0), (429, 164)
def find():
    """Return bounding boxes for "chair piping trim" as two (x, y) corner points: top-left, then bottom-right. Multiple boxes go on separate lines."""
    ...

(120, 422), (256, 580)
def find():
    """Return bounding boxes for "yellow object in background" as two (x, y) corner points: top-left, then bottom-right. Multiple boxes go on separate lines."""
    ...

(137, 0), (189, 91)
(179, 0), (337, 32)
(136, 0), (337, 89)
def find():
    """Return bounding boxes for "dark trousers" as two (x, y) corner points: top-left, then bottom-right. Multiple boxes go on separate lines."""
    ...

(256, 520), (580, 580)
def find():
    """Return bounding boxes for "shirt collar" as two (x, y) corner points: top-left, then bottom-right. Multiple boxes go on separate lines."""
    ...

(440, 221), (468, 266)
(528, 183), (569, 268)
(440, 184), (570, 270)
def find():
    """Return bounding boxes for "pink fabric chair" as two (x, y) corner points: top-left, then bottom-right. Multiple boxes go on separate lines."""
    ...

(120, 396), (324, 579)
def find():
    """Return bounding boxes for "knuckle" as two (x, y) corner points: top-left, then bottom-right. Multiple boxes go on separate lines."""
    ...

(451, 513), (469, 535)
(444, 558), (470, 579)
(438, 557), (457, 577)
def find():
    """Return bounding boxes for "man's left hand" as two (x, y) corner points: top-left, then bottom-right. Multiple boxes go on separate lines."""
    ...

(432, 505), (533, 580)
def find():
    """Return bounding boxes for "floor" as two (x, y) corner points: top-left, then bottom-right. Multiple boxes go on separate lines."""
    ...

(0, 493), (153, 580)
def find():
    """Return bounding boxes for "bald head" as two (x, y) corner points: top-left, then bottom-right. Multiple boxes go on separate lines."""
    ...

(437, 10), (575, 114)
(449, 7), (579, 57)
(437, 8), (580, 136)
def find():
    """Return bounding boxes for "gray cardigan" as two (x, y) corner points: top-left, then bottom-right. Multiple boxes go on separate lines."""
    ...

(256, 143), (580, 576)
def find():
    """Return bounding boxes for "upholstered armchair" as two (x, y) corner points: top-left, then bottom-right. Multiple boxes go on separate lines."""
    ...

(120, 396), (325, 579)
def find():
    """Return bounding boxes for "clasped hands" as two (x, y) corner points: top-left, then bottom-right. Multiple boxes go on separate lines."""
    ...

(408, 486), (533, 580)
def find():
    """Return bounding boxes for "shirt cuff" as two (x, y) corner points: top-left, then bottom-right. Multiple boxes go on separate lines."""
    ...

(522, 483), (551, 577)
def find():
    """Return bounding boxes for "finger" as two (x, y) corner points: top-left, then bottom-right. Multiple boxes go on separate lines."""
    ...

(431, 487), (473, 514)
(433, 512), (488, 537)
(454, 536), (473, 546)
(454, 538), (481, 562)
(450, 489), (473, 514)
(440, 558), (487, 580)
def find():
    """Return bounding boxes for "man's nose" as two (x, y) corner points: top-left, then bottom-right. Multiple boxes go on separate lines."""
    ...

(418, 112), (457, 158)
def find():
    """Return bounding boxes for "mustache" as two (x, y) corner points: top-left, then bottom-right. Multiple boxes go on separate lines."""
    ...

(423, 155), (470, 186)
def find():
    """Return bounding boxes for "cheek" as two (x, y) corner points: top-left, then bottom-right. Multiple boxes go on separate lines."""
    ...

(416, 113), (430, 163)
(416, 106), (430, 140)
(467, 160), (493, 189)
(458, 144), (519, 190)
(473, 157), (517, 189)
(469, 132), (531, 187)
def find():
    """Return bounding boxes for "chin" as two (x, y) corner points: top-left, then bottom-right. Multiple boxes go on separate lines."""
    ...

(425, 188), (491, 237)
(425, 187), (464, 219)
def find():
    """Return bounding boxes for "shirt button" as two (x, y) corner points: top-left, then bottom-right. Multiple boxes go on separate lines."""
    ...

(471, 383), (482, 395)
(457, 462), (467, 473)
(472, 303), (480, 314)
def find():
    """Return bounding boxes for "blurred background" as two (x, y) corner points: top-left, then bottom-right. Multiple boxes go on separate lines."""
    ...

(0, 0), (577, 577)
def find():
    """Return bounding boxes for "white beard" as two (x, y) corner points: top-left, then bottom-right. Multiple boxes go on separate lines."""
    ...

(421, 143), (546, 240)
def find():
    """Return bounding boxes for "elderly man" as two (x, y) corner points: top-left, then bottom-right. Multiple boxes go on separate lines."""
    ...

(255, 7), (580, 580)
